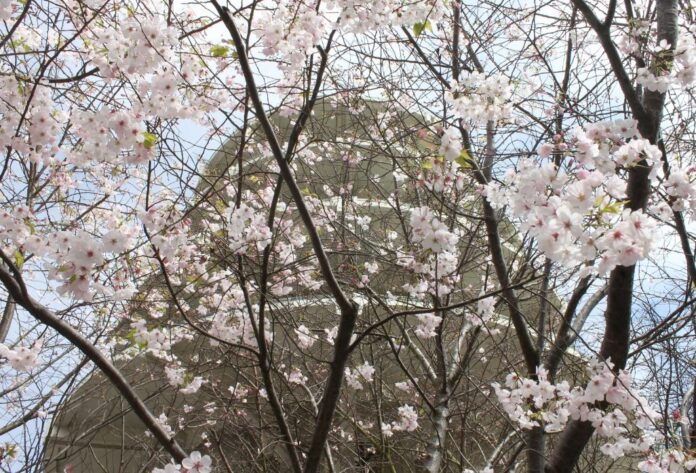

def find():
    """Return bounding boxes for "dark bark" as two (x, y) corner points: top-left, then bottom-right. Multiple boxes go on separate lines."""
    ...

(0, 295), (14, 343)
(527, 426), (546, 473)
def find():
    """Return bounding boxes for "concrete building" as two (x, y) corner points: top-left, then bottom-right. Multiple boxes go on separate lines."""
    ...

(42, 99), (587, 472)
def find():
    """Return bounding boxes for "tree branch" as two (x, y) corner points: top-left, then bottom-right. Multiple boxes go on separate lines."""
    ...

(211, 5), (359, 472)
(0, 261), (187, 462)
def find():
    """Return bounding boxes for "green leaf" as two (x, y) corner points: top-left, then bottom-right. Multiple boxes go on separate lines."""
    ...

(455, 149), (473, 169)
(210, 45), (230, 58)
(125, 328), (137, 342)
(142, 132), (157, 149)
(214, 199), (227, 213)
(595, 197), (629, 215)
(301, 187), (318, 197)
(602, 200), (629, 215)
(13, 250), (24, 269)
(413, 20), (432, 37)
(421, 158), (433, 171)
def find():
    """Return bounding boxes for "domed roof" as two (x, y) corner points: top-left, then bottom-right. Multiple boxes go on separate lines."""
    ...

(42, 97), (558, 472)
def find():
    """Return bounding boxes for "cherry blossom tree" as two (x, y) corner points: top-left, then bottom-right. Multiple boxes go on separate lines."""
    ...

(0, 0), (696, 472)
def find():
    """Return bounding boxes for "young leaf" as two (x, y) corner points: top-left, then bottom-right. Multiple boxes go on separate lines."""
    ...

(142, 132), (158, 150)
(413, 20), (432, 37)
(13, 250), (24, 269)
(456, 149), (474, 169)
(210, 45), (230, 58)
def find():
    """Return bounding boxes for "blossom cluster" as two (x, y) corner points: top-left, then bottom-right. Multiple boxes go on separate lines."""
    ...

(69, 108), (154, 166)
(152, 451), (212, 473)
(484, 120), (660, 274)
(164, 365), (206, 395)
(409, 206), (457, 254)
(295, 324), (317, 349)
(0, 0), (13, 20)
(221, 203), (273, 255)
(616, 16), (696, 93)
(260, 4), (328, 76)
(635, 26), (696, 92)
(446, 72), (514, 126)
(128, 320), (193, 361)
(0, 205), (136, 300)
(258, 0), (447, 77)
(2, 6), (232, 171)
(286, 368), (308, 385)
(493, 361), (663, 464)
(141, 206), (197, 275)
(0, 341), (42, 372)
(463, 467), (493, 473)
(336, 0), (446, 33)
(393, 205), (464, 298)
(85, 15), (178, 78)
(420, 157), (470, 196)
(2, 77), (65, 166)
(345, 362), (375, 390)
(399, 247), (460, 298)
(193, 278), (261, 348)
(206, 186), (317, 298)
(68, 63), (215, 166)
(439, 127), (463, 162)
(469, 290), (496, 326)
(414, 312), (442, 338)
(638, 450), (696, 473)
(382, 404), (419, 437)
(665, 168), (696, 218)
(617, 18), (651, 57)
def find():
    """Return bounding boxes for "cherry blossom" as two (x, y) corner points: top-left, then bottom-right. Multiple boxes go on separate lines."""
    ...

(345, 362), (375, 390)
(391, 404), (419, 432)
(0, 1), (694, 471)
(181, 451), (212, 473)
(0, 0), (13, 20)
(414, 313), (442, 338)
(409, 206), (457, 254)
(287, 369), (308, 385)
(0, 341), (42, 372)
(295, 324), (317, 349)
(636, 26), (696, 92)
(153, 451), (212, 473)
(439, 127), (463, 162)
(446, 72), (514, 126)
(152, 463), (180, 473)
(494, 361), (662, 463)
(484, 120), (661, 274)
